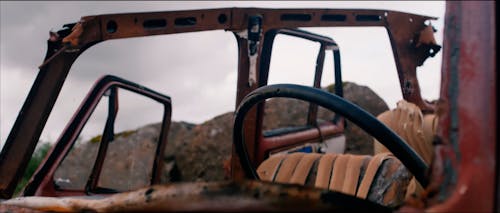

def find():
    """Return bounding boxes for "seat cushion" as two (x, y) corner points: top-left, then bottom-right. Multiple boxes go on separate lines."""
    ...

(257, 152), (412, 208)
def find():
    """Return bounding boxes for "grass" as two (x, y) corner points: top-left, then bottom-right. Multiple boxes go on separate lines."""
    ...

(89, 130), (137, 143)
(14, 142), (52, 196)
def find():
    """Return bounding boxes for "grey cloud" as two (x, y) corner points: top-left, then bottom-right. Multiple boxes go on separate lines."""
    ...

(1, 1), (445, 144)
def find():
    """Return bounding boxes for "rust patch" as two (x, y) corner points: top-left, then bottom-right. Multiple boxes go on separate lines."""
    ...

(1, 180), (391, 212)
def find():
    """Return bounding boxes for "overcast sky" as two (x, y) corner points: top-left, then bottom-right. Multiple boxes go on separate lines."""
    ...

(0, 1), (445, 146)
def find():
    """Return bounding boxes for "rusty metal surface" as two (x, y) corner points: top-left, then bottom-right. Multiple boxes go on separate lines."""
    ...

(424, 1), (496, 212)
(2, 180), (391, 212)
(0, 203), (44, 213)
(59, 8), (434, 45)
(255, 28), (344, 166)
(22, 76), (172, 197)
(258, 122), (344, 164)
(384, 13), (438, 113)
(0, 47), (83, 199)
(0, 8), (439, 199)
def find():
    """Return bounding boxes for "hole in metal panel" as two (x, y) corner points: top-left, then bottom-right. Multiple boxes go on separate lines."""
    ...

(281, 14), (312, 22)
(218, 14), (228, 24)
(321, 14), (346, 22)
(355, 14), (381, 22)
(143, 19), (167, 30)
(174, 17), (197, 26)
(106, 20), (118, 34)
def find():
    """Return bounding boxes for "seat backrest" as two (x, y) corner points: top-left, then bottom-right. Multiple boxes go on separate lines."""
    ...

(373, 100), (437, 199)
(373, 100), (437, 164)
(257, 152), (413, 208)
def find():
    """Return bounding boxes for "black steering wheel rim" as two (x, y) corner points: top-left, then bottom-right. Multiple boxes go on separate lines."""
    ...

(233, 84), (429, 187)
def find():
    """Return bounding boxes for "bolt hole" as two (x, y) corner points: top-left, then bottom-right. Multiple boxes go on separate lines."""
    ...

(106, 20), (118, 34)
(218, 14), (228, 24)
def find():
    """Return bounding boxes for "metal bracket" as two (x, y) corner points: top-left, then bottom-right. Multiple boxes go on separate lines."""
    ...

(247, 15), (262, 86)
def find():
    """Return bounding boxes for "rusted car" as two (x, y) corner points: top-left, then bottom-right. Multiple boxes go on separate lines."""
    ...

(0, 1), (497, 212)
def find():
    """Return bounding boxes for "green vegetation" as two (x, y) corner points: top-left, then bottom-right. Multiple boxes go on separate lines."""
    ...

(89, 130), (137, 143)
(14, 142), (52, 196)
(90, 134), (102, 143)
(14, 129), (137, 195)
(325, 82), (348, 93)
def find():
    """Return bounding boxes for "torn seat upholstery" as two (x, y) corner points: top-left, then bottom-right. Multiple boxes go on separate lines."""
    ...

(257, 100), (437, 207)
(257, 152), (412, 207)
(374, 100), (437, 199)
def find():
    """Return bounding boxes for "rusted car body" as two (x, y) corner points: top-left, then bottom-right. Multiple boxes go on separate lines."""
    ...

(0, 1), (497, 212)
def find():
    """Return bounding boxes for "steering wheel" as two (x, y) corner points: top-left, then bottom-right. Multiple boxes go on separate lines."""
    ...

(233, 84), (429, 187)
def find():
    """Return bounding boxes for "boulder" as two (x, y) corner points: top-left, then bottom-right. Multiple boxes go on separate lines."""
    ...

(57, 82), (388, 185)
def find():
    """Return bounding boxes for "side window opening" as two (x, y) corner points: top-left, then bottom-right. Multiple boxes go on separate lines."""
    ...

(53, 97), (107, 190)
(97, 89), (163, 192)
(261, 31), (344, 158)
(264, 34), (323, 131)
(41, 31), (237, 194)
(53, 85), (166, 193)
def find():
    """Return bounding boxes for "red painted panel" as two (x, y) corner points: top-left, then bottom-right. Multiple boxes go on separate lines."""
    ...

(428, 2), (496, 212)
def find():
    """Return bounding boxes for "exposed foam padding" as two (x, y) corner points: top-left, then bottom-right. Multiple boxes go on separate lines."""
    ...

(274, 153), (306, 183)
(257, 155), (287, 182)
(314, 154), (338, 189)
(373, 100), (436, 164)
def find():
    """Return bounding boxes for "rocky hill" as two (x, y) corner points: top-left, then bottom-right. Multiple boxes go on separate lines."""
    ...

(54, 82), (388, 190)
